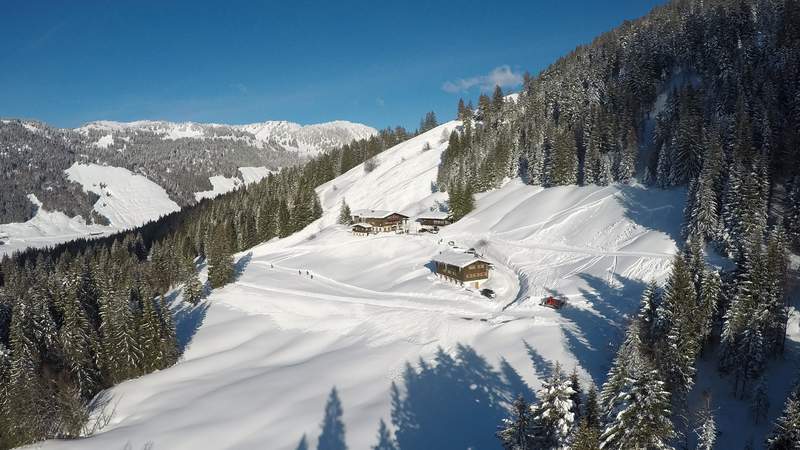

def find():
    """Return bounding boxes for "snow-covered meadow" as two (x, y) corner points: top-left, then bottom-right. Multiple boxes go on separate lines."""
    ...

(24, 122), (743, 450)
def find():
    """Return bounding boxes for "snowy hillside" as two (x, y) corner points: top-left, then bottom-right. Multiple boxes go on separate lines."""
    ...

(65, 163), (180, 229)
(77, 119), (377, 156)
(0, 194), (110, 257)
(28, 123), (727, 450)
(0, 163), (180, 256)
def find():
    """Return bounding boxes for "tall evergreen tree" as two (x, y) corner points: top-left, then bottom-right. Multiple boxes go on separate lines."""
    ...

(338, 199), (352, 225)
(207, 222), (235, 289)
(531, 363), (575, 448)
(497, 395), (534, 450)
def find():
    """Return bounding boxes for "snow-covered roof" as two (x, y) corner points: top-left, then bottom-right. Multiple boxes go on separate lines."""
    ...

(432, 251), (487, 269)
(351, 209), (403, 219)
(351, 222), (373, 228)
(417, 211), (451, 220)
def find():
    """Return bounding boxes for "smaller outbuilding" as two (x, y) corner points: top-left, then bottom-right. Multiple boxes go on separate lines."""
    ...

(416, 211), (453, 230)
(432, 250), (491, 289)
(351, 223), (374, 236)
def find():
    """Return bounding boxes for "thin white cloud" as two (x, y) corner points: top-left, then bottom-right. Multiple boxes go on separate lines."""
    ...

(442, 65), (524, 94)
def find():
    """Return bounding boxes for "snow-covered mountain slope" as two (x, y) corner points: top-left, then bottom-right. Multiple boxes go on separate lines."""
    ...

(30, 122), (753, 450)
(236, 120), (377, 156)
(77, 119), (377, 156)
(65, 163), (180, 229)
(0, 163), (180, 256)
(0, 194), (110, 257)
(194, 167), (278, 201)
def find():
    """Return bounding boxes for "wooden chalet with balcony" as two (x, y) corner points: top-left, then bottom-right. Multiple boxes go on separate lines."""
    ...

(351, 209), (409, 232)
(432, 251), (491, 288)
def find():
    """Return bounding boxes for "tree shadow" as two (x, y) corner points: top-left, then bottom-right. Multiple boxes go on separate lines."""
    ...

(522, 340), (554, 383)
(317, 387), (347, 450)
(616, 184), (685, 245)
(389, 345), (518, 450)
(575, 272), (645, 324)
(234, 252), (252, 281)
(554, 273), (644, 385)
(173, 301), (210, 354)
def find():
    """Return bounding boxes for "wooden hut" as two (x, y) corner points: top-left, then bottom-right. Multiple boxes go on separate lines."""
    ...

(432, 251), (491, 288)
(416, 211), (453, 230)
(351, 223), (373, 236)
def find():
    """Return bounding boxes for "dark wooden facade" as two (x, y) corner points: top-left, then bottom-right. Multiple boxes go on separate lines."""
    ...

(418, 216), (452, 227)
(351, 224), (373, 235)
(434, 260), (490, 288)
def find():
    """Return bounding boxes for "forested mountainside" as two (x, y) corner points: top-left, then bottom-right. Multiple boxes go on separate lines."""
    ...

(439, 0), (800, 447)
(440, 0), (800, 254)
(0, 120), (410, 448)
(0, 122), (104, 225)
(0, 118), (377, 224)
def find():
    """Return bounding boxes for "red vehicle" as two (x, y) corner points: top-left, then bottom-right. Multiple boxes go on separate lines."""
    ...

(541, 296), (566, 309)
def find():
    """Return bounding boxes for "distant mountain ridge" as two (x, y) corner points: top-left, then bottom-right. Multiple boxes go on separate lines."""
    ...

(0, 117), (377, 251)
(77, 119), (377, 156)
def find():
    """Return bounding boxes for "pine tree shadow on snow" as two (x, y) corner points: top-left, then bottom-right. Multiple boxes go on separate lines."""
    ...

(616, 184), (685, 245)
(522, 340), (553, 384)
(389, 345), (527, 450)
(234, 252), (253, 281)
(173, 301), (210, 353)
(554, 273), (645, 385)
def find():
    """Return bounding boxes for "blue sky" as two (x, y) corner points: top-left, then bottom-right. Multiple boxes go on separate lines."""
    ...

(0, 0), (666, 130)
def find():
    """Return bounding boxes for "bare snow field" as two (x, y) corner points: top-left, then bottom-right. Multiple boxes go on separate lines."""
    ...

(25, 123), (799, 449)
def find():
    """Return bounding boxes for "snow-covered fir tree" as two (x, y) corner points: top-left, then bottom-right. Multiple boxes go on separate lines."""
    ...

(531, 363), (575, 448)
(338, 199), (352, 225)
(497, 395), (535, 450)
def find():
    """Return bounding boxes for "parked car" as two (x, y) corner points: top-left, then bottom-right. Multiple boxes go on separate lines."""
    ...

(481, 288), (496, 299)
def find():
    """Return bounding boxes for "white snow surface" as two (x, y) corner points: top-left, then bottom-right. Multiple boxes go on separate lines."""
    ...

(65, 163), (180, 229)
(194, 167), (276, 201)
(194, 175), (243, 201)
(237, 166), (273, 184)
(93, 134), (114, 148)
(0, 194), (109, 256)
(27, 122), (716, 450)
